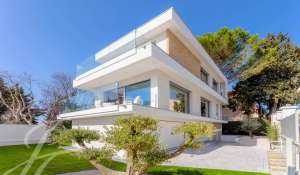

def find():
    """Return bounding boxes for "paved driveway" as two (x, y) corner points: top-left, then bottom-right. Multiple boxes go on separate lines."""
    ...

(166, 136), (270, 173)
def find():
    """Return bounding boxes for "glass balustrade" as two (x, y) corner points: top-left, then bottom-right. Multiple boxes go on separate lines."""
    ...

(76, 33), (137, 77)
(60, 80), (151, 114)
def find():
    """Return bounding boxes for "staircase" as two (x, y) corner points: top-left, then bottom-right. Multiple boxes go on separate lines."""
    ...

(268, 151), (287, 175)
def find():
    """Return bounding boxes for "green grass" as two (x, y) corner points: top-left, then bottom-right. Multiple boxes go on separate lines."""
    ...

(0, 144), (270, 175)
(148, 166), (270, 175)
(97, 159), (269, 175)
(98, 159), (127, 172)
(0, 144), (95, 175)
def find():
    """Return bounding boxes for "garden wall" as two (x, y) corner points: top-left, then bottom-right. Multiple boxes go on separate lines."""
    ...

(0, 124), (49, 146)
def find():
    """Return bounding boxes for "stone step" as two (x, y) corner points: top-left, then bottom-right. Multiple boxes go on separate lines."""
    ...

(270, 166), (287, 172)
(269, 154), (286, 159)
(271, 171), (287, 175)
(269, 161), (286, 167)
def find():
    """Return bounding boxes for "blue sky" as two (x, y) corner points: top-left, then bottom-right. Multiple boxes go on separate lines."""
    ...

(0, 0), (299, 98)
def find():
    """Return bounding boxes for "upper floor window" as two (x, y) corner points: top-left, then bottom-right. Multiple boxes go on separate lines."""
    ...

(220, 83), (226, 97)
(201, 97), (210, 117)
(200, 68), (209, 84)
(213, 79), (218, 92)
(170, 83), (190, 113)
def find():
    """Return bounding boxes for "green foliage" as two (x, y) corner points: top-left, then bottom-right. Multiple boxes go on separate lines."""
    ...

(98, 159), (127, 172)
(104, 116), (168, 174)
(266, 124), (279, 141)
(58, 116), (215, 175)
(53, 128), (100, 147)
(80, 147), (114, 161)
(173, 122), (215, 149)
(198, 27), (257, 81)
(241, 118), (261, 137)
(230, 33), (300, 117)
(198, 27), (251, 64)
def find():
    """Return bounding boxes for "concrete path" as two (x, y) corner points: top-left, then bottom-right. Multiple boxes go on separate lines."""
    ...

(166, 140), (269, 173)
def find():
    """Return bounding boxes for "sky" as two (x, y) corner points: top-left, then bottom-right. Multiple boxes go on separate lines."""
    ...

(0, 0), (299, 98)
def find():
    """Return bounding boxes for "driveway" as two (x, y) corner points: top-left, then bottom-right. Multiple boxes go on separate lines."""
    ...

(166, 136), (270, 173)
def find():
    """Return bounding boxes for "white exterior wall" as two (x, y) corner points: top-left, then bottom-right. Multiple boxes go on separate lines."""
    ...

(0, 124), (49, 146)
(72, 69), (224, 148)
(72, 117), (185, 149)
(92, 69), (224, 121)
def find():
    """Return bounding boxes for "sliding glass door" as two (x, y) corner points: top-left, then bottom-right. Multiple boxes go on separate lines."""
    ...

(169, 83), (189, 113)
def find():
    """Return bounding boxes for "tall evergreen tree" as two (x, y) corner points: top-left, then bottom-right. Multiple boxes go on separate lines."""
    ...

(198, 27), (258, 81)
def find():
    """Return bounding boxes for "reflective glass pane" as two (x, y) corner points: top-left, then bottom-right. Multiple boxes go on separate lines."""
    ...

(125, 80), (150, 106)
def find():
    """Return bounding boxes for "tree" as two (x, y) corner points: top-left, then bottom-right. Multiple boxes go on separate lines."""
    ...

(54, 116), (215, 175)
(241, 118), (261, 138)
(241, 33), (300, 115)
(0, 77), (8, 117)
(0, 72), (35, 124)
(198, 27), (258, 81)
(231, 33), (300, 117)
(40, 73), (77, 127)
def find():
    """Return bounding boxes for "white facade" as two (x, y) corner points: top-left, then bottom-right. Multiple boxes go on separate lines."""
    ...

(0, 124), (49, 146)
(58, 8), (228, 148)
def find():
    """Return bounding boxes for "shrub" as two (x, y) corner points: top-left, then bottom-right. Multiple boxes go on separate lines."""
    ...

(266, 124), (279, 141)
(241, 118), (261, 138)
(55, 116), (215, 175)
(52, 128), (100, 147)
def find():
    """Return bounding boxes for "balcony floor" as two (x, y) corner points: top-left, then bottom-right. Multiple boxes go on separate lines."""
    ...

(58, 104), (227, 124)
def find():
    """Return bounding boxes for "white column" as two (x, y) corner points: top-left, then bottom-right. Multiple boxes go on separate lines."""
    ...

(286, 138), (296, 175)
(150, 72), (169, 109)
(190, 92), (200, 115)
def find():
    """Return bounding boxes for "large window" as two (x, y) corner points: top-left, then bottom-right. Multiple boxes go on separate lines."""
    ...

(213, 79), (218, 92)
(125, 80), (150, 106)
(201, 97), (210, 117)
(169, 83), (189, 113)
(200, 68), (209, 84)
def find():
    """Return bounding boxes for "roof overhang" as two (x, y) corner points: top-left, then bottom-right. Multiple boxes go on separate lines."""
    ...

(92, 7), (227, 82)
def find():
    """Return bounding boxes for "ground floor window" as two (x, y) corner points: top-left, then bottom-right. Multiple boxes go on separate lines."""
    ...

(201, 97), (210, 117)
(169, 83), (189, 113)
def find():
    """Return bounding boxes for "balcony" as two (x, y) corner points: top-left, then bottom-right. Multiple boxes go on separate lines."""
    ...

(60, 80), (151, 114)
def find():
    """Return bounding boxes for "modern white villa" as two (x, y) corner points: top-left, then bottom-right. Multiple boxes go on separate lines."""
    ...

(58, 8), (228, 148)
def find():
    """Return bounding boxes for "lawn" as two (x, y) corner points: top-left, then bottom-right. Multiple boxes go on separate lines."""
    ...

(0, 144), (270, 175)
(100, 159), (269, 175)
(0, 144), (95, 175)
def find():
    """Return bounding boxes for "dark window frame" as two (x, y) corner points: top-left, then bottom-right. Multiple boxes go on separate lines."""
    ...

(201, 97), (210, 117)
(200, 67), (209, 84)
(169, 82), (190, 113)
(212, 79), (219, 92)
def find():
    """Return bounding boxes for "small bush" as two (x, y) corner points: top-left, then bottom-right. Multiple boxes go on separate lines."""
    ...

(266, 125), (279, 141)
(52, 128), (100, 147)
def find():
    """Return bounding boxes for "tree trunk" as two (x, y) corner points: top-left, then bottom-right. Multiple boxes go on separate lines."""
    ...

(267, 98), (278, 120)
(249, 131), (253, 139)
